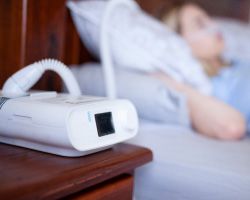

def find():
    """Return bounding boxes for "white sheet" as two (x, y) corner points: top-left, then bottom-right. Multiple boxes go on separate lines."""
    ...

(128, 121), (250, 200)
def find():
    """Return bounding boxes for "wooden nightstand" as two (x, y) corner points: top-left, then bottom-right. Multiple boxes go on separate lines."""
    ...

(0, 143), (152, 200)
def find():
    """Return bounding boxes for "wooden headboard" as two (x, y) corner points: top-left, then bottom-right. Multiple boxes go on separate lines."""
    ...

(0, 0), (249, 91)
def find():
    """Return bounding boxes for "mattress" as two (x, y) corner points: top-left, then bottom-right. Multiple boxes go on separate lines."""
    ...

(128, 120), (250, 200)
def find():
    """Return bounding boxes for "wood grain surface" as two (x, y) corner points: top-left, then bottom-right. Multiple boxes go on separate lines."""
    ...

(67, 174), (134, 200)
(0, 143), (152, 200)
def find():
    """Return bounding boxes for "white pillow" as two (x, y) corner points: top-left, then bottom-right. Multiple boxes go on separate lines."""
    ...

(216, 18), (250, 62)
(67, 0), (212, 95)
(65, 63), (191, 126)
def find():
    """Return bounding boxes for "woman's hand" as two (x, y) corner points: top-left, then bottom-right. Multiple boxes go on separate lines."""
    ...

(151, 72), (246, 140)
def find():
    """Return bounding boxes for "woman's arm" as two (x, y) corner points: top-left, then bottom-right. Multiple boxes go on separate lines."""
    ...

(152, 73), (246, 140)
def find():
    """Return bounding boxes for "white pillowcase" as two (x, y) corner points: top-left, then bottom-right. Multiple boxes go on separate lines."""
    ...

(67, 0), (212, 95)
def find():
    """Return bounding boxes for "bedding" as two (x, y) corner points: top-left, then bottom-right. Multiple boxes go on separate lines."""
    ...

(128, 121), (250, 200)
(67, 0), (212, 95)
(65, 63), (190, 126)
(65, 5), (250, 198)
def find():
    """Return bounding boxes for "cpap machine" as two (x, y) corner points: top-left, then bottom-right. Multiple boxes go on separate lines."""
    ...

(0, 0), (138, 157)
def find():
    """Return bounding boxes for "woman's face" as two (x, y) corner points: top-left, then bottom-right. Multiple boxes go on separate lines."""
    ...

(179, 4), (224, 60)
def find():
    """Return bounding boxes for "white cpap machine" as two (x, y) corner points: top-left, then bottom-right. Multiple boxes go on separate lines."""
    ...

(0, 0), (138, 157)
(0, 89), (138, 157)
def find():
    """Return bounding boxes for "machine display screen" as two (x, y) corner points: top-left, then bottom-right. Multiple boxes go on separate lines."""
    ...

(95, 112), (115, 137)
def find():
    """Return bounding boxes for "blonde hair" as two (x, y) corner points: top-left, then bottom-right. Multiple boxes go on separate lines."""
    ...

(157, 1), (185, 33)
(161, 7), (181, 33)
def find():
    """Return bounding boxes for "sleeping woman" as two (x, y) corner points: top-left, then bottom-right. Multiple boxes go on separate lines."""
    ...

(152, 2), (250, 140)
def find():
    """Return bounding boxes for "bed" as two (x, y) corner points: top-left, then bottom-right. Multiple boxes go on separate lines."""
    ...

(1, 0), (250, 199)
